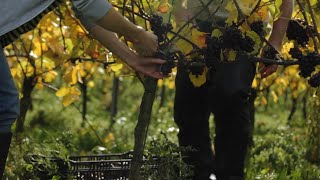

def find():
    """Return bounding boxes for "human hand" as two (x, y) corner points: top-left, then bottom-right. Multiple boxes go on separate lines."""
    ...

(131, 29), (158, 56)
(259, 46), (279, 78)
(129, 55), (166, 79)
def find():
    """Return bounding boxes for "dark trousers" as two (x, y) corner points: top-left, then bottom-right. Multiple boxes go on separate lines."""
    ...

(174, 55), (256, 179)
(0, 46), (19, 133)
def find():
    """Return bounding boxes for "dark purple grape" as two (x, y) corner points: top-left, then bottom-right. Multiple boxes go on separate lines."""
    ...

(250, 21), (265, 36)
(299, 52), (318, 78)
(240, 35), (255, 53)
(222, 25), (243, 51)
(308, 72), (320, 87)
(287, 20), (309, 46)
(289, 48), (303, 59)
(205, 36), (222, 66)
(188, 59), (206, 77)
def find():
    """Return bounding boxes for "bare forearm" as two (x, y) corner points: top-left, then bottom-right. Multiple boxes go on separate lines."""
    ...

(90, 25), (138, 67)
(269, 0), (294, 50)
(173, 0), (194, 23)
(96, 7), (144, 44)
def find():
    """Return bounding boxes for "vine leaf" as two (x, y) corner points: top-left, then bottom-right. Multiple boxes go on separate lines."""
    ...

(157, 0), (172, 13)
(189, 67), (207, 87)
(191, 28), (208, 48)
(63, 65), (80, 85)
(56, 86), (81, 107)
(212, 29), (223, 37)
(269, 0), (283, 21)
(226, 49), (237, 61)
(225, 1), (239, 24)
(110, 63), (124, 72)
(246, 30), (262, 55)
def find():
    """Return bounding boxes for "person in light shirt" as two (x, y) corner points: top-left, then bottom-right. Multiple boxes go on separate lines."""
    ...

(0, 0), (166, 178)
(173, 0), (293, 179)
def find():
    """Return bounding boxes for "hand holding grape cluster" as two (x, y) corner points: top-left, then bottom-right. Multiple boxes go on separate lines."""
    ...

(148, 13), (320, 87)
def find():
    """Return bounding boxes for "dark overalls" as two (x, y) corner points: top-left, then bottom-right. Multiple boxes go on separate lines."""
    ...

(174, 20), (256, 179)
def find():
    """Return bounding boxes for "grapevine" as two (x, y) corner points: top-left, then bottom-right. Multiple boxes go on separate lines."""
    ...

(250, 21), (265, 36)
(308, 72), (320, 88)
(146, 5), (320, 87)
(287, 19), (316, 47)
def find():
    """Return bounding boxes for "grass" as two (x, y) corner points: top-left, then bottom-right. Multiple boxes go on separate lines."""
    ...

(5, 78), (320, 179)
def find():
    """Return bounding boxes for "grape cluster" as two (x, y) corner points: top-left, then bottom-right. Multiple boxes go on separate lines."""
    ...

(188, 58), (206, 77)
(203, 25), (256, 65)
(250, 21), (265, 36)
(240, 35), (255, 53)
(308, 72), (320, 87)
(149, 15), (173, 43)
(289, 47), (303, 59)
(155, 51), (176, 76)
(287, 20), (309, 46)
(222, 25), (255, 53)
(149, 15), (176, 75)
(264, 47), (278, 60)
(298, 52), (318, 78)
(205, 36), (222, 66)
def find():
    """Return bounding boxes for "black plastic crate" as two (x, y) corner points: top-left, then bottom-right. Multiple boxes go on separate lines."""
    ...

(69, 152), (158, 180)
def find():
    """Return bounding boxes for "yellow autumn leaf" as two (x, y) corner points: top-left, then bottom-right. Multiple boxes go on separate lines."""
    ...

(261, 96), (268, 105)
(191, 28), (207, 48)
(252, 78), (258, 88)
(104, 133), (115, 143)
(157, 0), (172, 13)
(256, 6), (269, 22)
(271, 91), (278, 103)
(56, 86), (70, 97)
(225, 1), (238, 25)
(63, 65), (79, 85)
(10, 68), (18, 77)
(35, 78), (44, 90)
(310, 0), (317, 6)
(211, 29), (223, 38)
(110, 63), (124, 72)
(168, 81), (175, 89)
(227, 49), (237, 61)
(87, 81), (95, 88)
(270, 0), (283, 20)
(175, 39), (193, 54)
(79, 69), (87, 77)
(189, 68), (207, 87)
(62, 94), (78, 107)
(69, 86), (81, 96)
(44, 71), (58, 82)
(246, 30), (261, 55)
(77, 70), (83, 84)
(61, 86), (81, 107)
(25, 66), (35, 77)
(84, 61), (94, 71)
(158, 79), (164, 87)
(238, 0), (257, 16)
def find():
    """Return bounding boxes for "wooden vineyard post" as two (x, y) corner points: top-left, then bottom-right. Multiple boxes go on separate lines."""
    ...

(129, 76), (158, 179)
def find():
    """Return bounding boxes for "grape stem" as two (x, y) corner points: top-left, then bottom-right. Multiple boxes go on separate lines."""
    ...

(197, 0), (224, 27)
(296, 0), (319, 52)
(166, 0), (216, 45)
(306, 0), (320, 53)
(232, 0), (246, 21)
(249, 56), (320, 66)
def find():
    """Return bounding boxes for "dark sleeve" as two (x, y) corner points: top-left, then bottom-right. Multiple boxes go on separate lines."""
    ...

(72, 0), (112, 30)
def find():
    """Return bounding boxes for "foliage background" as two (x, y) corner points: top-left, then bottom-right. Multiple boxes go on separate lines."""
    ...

(3, 0), (320, 179)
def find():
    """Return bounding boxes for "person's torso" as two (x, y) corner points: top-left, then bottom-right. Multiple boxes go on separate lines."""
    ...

(187, 0), (229, 23)
(0, 0), (54, 37)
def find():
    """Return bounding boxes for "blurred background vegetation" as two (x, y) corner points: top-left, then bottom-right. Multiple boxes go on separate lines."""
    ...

(3, 0), (320, 179)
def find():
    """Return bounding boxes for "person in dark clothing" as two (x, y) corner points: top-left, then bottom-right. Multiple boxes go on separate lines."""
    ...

(0, 0), (165, 178)
(173, 0), (293, 179)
